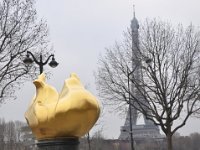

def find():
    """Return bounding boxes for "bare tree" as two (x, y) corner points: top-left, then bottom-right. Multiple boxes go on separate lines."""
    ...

(0, 118), (26, 150)
(96, 19), (200, 150)
(0, 118), (5, 149)
(173, 132), (200, 150)
(0, 0), (50, 103)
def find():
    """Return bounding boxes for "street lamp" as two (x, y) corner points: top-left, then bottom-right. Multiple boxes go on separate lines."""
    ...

(126, 58), (151, 150)
(127, 67), (135, 150)
(23, 51), (59, 74)
(145, 58), (152, 64)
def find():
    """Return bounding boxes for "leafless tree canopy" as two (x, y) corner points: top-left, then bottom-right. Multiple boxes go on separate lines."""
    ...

(0, 0), (50, 103)
(137, 21), (200, 132)
(95, 19), (200, 150)
(0, 118), (26, 150)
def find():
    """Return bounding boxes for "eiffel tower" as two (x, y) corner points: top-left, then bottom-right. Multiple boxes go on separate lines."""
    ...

(119, 6), (161, 141)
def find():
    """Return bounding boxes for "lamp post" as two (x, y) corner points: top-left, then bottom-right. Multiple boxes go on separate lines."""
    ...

(23, 51), (59, 74)
(23, 51), (59, 149)
(127, 68), (135, 150)
(23, 51), (80, 150)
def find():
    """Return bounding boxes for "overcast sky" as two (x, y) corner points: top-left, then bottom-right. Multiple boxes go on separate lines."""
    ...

(0, 0), (200, 139)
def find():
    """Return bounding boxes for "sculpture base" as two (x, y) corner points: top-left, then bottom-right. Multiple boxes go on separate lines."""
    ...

(36, 138), (79, 150)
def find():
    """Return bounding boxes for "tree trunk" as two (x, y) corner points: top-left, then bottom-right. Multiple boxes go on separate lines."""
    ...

(166, 133), (173, 150)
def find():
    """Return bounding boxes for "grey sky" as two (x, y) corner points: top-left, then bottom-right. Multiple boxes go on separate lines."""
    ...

(0, 0), (200, 139)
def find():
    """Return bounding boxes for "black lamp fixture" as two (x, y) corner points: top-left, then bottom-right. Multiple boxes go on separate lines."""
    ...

(145, 58), (152, 64)
(49, 56), (58, 68)
(23, 53), (33, 65)
(23, 51), (59, 74)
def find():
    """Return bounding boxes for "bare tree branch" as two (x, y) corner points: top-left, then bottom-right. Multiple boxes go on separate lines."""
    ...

(95, 19), (200, 150)
(0, 0), (52, 104)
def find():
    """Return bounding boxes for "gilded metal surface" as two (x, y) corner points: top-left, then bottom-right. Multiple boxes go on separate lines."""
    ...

(25, 73), (100, 140)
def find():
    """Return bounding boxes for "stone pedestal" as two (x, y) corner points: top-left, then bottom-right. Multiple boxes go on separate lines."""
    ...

(36, 138), (79, 150)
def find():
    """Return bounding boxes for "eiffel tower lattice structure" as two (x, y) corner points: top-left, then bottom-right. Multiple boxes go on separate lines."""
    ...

(118, 7), (163, 141)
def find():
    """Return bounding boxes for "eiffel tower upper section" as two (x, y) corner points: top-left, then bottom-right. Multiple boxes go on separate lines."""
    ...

(119, 6), (161, 140)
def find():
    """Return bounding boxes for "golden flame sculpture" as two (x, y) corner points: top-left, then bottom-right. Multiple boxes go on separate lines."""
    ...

(25, 73), (100, 140)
